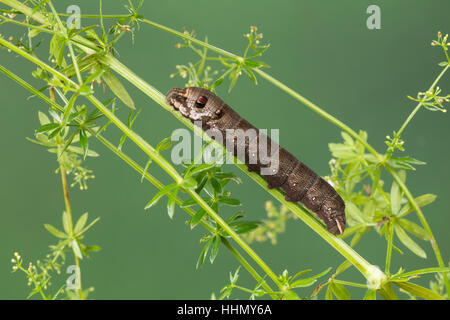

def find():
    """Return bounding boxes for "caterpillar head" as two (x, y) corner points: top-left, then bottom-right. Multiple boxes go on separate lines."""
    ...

(166, 87), (223, 122)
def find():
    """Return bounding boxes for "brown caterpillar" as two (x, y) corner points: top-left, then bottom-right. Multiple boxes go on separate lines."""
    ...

(166, 87), (346, 235)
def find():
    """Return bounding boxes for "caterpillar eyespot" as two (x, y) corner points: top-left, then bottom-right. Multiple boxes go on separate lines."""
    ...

(166, 87), (346, 235)
(196, 95), (208, 108)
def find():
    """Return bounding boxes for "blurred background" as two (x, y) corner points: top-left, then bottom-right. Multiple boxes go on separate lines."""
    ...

(0, 0), (449, 299)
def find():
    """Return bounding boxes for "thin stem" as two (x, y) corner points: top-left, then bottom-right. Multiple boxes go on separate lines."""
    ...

(139, 18), (242, 62)
(19, 266), (47, 299)
(47, 1), (66, 36)
(231, 285), (258, 295)
(67, 43), (83, 85)
(47, 1), (82, 86)
(385, 221), (394, 274)
(58, 163), (83, 300)
(253, 69), (381, 158)
(99, 0), (106, 38)
(0, 15), (53, 34)
(49, 78), (83, 299)
(396, 64), (450, 137)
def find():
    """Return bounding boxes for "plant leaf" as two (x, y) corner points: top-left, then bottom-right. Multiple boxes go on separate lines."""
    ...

(156, 137), (174, 153)
(290, 269), (312, 282)
(218, 198), (241, 206)
(36, 122), (60, 133)
(397, 194), (437, 218)
(186, 163), (216, 177)
(388, 157), (426, 171)
(283, 290), (301, 300)
(390, 173), (404, 215)
(209, 235), (221, 263)
(229, 221), (260, 234)
(196, 238), (212, 269)
(393, 281), (444, 300)
(74, 212), (89, 234)
(180, 177), (198, 190)
(397, 218), (429, 241)
(394, 225), (427, 258)
(167, 189), (177, 219)
(44, 224), (67, 238)
(391, 267), (450, 281)
(79, 129), (89, 159)
(363, 289), (377, 300)
(145, 184), (177, 209)
(101, 69), (135, 109)
(290, 277), (317, 288)
(330, 282), (350, 300)
(191, 208), (207, 228)
(62, 211), (70, 234)
(345, 202), (366, 224)
(77, 217), (100, 235)
(38, 111), (51, 125)
(71, 239), (83, 259)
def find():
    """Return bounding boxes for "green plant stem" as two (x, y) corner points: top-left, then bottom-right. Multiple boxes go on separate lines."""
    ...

(0, 62), (277, 297)
(0, 14), (53, 34)
(19, 265), (47, 300)
(230, 285), (255, 295)
(396, 64), (450, 137)
(58, 163), (83, 300)
(50, 84), (83, 299)
(253, 69), (380, 156)
(385, 221), (394, 274)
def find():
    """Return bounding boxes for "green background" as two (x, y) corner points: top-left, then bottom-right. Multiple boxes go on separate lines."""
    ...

(0, 0), (449, 299)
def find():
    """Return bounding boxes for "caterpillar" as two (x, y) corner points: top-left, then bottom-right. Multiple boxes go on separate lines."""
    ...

(166, 87), (346, 235)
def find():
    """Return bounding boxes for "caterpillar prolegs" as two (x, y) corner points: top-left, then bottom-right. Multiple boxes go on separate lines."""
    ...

(166, 87), (346, 235)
